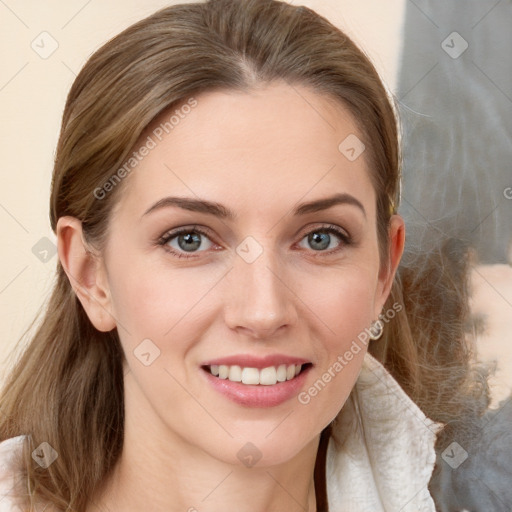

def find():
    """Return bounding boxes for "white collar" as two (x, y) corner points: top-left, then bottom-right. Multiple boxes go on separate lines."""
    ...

(326, 351), (444, 511)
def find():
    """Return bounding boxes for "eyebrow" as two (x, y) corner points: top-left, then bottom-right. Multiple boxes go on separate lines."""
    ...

(141, 192), (366, 220)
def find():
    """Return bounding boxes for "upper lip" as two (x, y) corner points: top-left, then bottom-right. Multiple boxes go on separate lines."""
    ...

(201, 353), (311, 369)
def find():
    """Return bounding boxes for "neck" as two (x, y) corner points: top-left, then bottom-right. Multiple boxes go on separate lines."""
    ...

(91, 437), (319, 512)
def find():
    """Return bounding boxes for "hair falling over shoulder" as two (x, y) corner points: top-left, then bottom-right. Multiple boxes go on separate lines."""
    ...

(0, 1), (492, 510)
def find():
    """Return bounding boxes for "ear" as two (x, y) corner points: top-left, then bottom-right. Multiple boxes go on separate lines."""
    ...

(56, 216), (116, 332)
(374, 214), (405, 316)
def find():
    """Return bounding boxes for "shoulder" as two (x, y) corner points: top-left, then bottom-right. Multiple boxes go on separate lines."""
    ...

(0, 435), (28, 512)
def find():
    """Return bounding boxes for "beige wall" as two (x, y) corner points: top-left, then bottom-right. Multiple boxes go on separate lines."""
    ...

(0, 0), (406, 378)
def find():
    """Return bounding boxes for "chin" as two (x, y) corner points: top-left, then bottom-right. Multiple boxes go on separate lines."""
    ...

(217, 428), (318, 469)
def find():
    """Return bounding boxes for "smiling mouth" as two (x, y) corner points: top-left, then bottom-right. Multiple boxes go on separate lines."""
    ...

(202, 363), (313, 386)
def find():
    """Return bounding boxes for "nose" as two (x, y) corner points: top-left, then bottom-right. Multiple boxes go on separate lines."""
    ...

(223, 244), (298, 339)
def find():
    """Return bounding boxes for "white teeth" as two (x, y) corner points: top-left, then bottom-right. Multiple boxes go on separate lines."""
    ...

(218, 365), (229, 379)
(260, 366), (277, 385)
(207, 363), (305, 385)
(276, 364), (287, 382)
(241, 367), (260, 385)
(228, 365), (242, 382)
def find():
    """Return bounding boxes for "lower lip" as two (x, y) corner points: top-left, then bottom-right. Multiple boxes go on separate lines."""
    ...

(201, 365), (312, 408)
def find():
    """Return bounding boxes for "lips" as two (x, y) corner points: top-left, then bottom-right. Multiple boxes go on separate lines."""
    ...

(200, 353), (313, 407)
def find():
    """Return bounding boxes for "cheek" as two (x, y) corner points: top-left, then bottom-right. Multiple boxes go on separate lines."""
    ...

(293, 266), (376, 416)
(109, 271), (170, 338)
(297, 263), (378, 340)
(106, 252), (223, 353)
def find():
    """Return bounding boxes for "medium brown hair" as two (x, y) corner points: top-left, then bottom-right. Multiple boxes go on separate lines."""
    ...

(0, 1), (490, 510)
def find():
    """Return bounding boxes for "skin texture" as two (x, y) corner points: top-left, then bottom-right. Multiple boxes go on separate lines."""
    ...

(57, 82), (405, 512)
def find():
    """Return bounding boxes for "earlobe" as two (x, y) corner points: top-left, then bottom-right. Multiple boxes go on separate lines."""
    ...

(56, 216), (116, 332)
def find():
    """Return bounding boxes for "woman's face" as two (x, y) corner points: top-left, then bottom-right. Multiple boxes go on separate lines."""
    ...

(92, 82), (402, 466)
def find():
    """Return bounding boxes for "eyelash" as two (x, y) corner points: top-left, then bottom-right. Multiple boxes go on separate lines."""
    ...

(156, 224), (352, 260)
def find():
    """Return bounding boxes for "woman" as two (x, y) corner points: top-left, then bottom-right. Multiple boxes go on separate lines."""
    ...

(0, 1), (490, 511)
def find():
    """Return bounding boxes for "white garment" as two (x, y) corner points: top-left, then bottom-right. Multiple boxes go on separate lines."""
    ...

(0, 434), (24, 512)
(0, 351), (443, 511)
(326, 351), (443, 511)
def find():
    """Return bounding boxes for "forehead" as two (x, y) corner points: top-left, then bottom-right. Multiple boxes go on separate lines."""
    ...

(113, 81), (375, 219)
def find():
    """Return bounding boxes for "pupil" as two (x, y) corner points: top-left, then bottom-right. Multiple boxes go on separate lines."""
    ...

(310, 232), (329, 250)
(179, 233), (201, 252)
